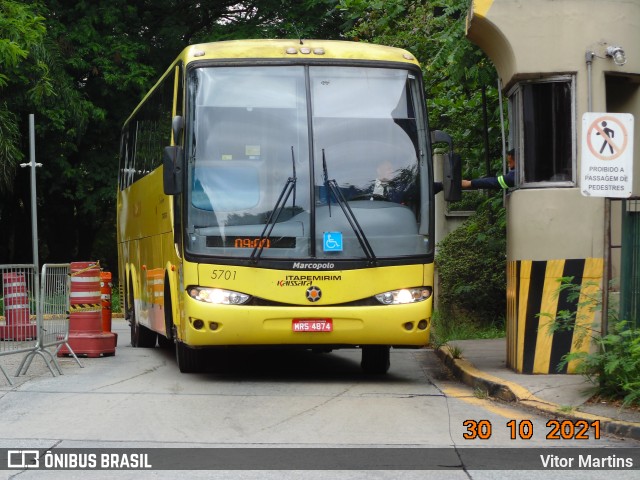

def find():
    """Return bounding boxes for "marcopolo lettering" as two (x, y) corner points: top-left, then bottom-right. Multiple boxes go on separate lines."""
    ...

(292, 262), (335, 270)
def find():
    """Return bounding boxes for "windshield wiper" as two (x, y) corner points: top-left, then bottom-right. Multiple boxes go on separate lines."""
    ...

(322, 149), (331, 216)
(322, 149), (376, 265)
(291, 146), (297, 209)
(250, 148), (297, 264)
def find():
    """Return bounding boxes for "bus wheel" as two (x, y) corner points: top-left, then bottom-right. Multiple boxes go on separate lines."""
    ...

(128, 281), (157, 348)
(157, 335), (173, 349)
(176, 341), (202, 373)
(158, 276), (174, 349)
(361, 346), (390, 374)
(131, 315), (157, 348)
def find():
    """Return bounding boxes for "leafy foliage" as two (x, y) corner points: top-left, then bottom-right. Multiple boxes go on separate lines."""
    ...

(579, 321), (640, 406)
(436, 195), (507, 325)
(336, 0), (504, 179)
(430, 310), (505, 347)
(543, 278), (640, 407)
(0, 0), (345, 268)
(0, 0), (47, 190)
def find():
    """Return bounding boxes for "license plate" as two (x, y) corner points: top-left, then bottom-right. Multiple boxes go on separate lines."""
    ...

(292, 318), (333, 332)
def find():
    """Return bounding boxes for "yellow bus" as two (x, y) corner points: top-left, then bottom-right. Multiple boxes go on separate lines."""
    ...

(117, 39), (458, 374)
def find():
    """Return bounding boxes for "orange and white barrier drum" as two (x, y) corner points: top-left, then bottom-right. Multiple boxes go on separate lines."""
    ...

(58, 261), (117, 357)
(70, 262), (101, 311)
(3, 273), (30, 325)
(1, 271), (36, 340)
(100, 271), (112, 332)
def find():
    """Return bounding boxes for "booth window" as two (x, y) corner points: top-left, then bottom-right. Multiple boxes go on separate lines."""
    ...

(508, 76), (575, 186)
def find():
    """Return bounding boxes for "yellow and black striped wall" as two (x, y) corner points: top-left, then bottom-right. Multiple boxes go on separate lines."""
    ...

(506, 258), (603, 374)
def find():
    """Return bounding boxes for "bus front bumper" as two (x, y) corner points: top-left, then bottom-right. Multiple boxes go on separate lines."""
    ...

(180, 297), (432, 348)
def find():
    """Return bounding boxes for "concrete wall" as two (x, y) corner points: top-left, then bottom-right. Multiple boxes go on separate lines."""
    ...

(466, 0), (640, 372)
(467, 0), (640, 262)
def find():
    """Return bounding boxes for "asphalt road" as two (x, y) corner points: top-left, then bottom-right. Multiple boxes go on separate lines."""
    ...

(0, 319), (638, 479)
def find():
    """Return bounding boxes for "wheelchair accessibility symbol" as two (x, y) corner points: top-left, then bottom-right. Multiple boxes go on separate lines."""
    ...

(323, 232), (343, 252)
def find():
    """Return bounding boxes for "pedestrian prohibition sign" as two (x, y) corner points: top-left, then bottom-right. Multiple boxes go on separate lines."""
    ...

(581, 112), (634, 198)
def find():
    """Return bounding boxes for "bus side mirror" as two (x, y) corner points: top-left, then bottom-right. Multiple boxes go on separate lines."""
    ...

(430, 130), (462, 203)
(164, 115), (185, 195)
(443, 153), (462, 202)
(163, 146), (184, 195)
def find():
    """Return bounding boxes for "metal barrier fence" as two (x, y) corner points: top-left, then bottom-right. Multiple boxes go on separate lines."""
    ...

(0, 263), (81, 385)
(18, 263), (82, 379)
(0, 265), (38, 384)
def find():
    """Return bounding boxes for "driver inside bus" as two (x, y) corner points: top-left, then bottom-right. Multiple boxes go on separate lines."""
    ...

(372, 161), (396, 198)
(371, 160), (431, 203)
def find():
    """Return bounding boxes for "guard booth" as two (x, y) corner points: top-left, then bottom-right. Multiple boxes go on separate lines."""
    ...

(466, 0), (640, 373)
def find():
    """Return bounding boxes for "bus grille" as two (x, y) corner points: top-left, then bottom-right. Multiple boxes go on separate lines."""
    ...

(248, 297), (378, 307)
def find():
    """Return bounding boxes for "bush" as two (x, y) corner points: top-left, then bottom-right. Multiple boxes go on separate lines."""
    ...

(430, 310), (505, 346)
(546, 278), (640, 407)
(574, 321), (640, 406)
(110, 283), (122, 315)
(436, 195), (506, 326)
(448, 190), (486, 212)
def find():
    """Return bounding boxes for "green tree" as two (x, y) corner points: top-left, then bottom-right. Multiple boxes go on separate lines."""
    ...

(0, 0), (93, 261)
(0, 0), (347, 268)
(0, 0), (48, 190)
(37, 0), (155, 264)
(335, 0), (503, 178)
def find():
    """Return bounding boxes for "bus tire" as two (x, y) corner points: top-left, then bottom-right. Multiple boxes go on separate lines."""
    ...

(361, 346), (390, 374)
(158, 274), (175, 349)
(176, 341), (202, 373)
(128, 279), (156, 348)
(131, 315), (157, 348)
(157, 335), (173, 349)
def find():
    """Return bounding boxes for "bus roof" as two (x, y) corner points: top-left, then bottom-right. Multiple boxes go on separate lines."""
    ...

(124, 40), (420, 129)
(178, 39), (420, 66)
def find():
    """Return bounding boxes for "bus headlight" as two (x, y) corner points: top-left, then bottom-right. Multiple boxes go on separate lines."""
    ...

(375, 287), (432, 305)
(188, 287), (250, 305)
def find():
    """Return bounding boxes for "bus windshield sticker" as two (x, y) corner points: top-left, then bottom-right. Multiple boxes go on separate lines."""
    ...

(323, 232), (343, 252)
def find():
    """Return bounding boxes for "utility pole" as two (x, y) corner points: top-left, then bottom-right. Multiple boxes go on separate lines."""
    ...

(19, 114), (42, 319)
(19, 115), (42, 270)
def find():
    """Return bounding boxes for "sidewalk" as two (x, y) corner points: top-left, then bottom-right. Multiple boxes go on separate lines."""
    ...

(434, 338), (640, 441)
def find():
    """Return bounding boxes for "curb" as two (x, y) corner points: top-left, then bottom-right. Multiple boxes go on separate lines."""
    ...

(434, 345), (640, 442)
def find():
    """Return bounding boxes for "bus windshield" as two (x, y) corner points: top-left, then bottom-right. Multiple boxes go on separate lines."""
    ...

(186, 64), (432, 260)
